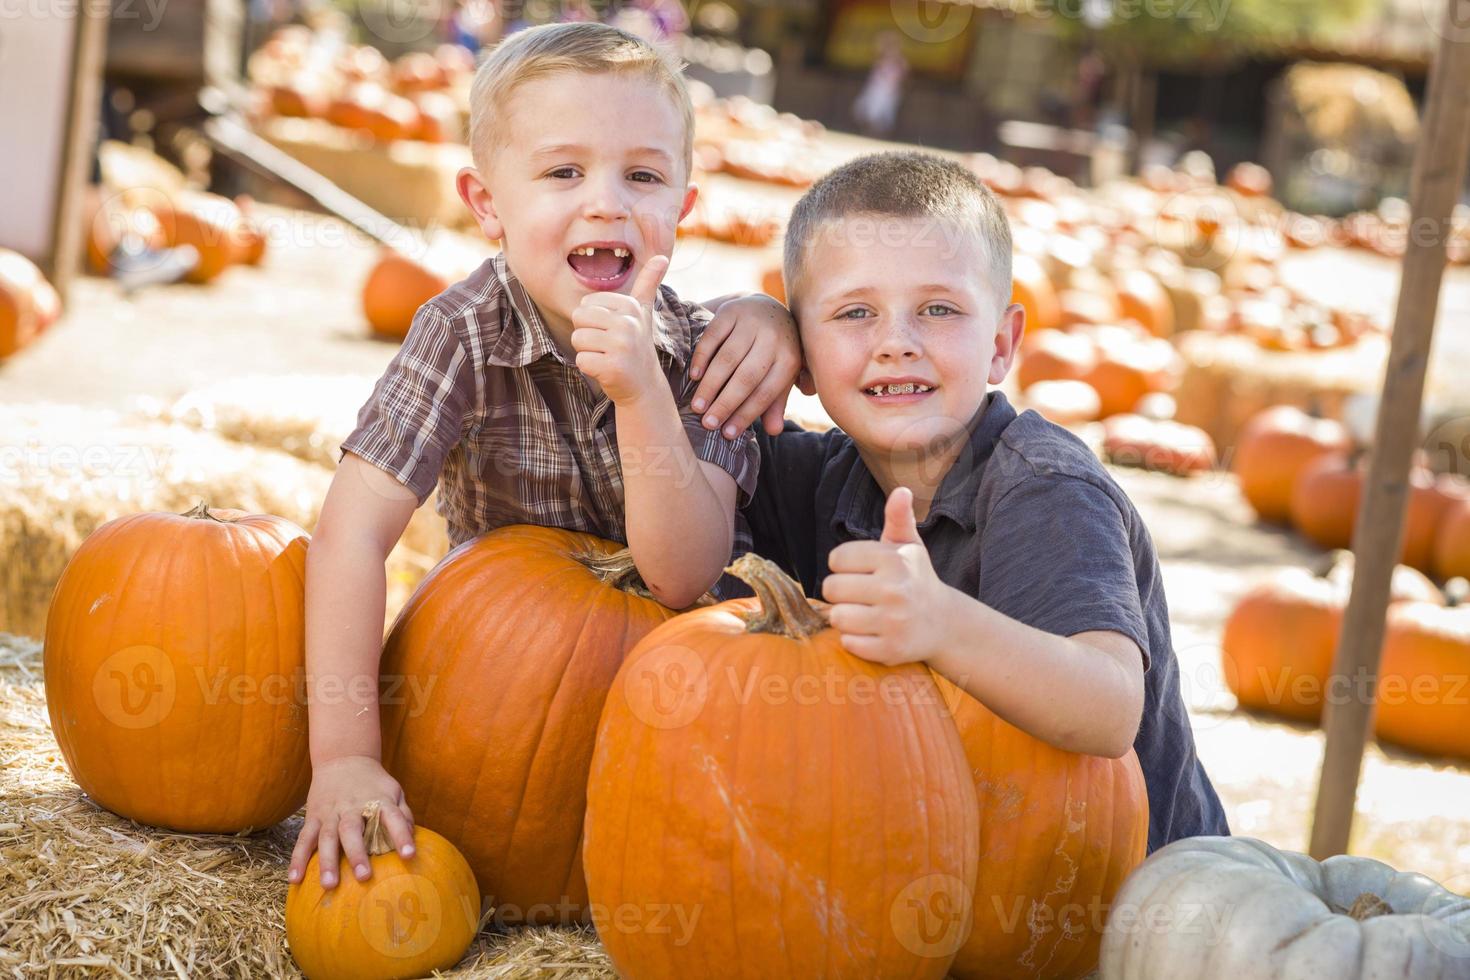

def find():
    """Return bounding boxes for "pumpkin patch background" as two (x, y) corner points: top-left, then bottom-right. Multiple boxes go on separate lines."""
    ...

(6, 6), (1470, 977)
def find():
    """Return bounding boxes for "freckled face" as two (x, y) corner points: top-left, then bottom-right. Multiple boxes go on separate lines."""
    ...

(794, 216), (1018, 457)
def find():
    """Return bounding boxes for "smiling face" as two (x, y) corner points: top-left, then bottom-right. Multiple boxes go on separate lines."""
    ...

(793, 215), (1024, 465)
(457, 70), (696, 337)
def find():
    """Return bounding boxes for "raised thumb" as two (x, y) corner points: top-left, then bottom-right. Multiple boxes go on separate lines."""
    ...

(881, 487), (920, 544)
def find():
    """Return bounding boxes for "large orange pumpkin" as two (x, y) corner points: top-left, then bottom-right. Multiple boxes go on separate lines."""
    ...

(43, 503), (311, 832)
(1376, 602), (1470, 760)
(584, 555), (979, 979)
(379, 526), (685, 925)
(1221, 553), (1442, 723)
(286, 801), (481, 980)
(1231, 406), (1351, 524)
(936, 676), (1148, 979)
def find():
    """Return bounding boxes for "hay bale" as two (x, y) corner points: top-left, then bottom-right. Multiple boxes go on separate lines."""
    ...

(0, 630), (612, 977)
(0, 403), (427, 637)
(140, 373), (452, 566)
(1172, 332), (1387, 455)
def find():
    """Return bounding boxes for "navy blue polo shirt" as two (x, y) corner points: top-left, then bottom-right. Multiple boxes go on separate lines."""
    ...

(737, 390), (1229, 853)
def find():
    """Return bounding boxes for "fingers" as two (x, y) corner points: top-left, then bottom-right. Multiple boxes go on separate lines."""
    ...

(837, 633), (885, 660)
(761, 399), (787, 437)
(569, 327), (607, 355)
(718, 374), (794, 440)
(317, 824), (341, 888)
(287, 817), (321, 885)
(689, 326), (756, 419)
(821, 572), (877, 606)
(827, 602), (881, 637)
(827, 540), (892, 574)
(339, 812), (370, 882)
(379, 802), (418, 860)
(796, 367), (816, 396)
(688, 307), (736, 383)
(699, 352), (774, 435)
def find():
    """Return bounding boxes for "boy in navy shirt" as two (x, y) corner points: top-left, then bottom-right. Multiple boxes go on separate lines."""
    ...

(742, 151), (1228, 851)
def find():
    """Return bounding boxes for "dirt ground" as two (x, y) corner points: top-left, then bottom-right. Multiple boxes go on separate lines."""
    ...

(4, 201), (1469, 894)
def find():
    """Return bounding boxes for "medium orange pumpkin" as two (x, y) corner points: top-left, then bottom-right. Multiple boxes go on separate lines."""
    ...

(1231, 406), (1352, 524)
(1221, 552), (1442, 723)
(286, 801), (481, 980)
(362, 248), (475, 340)
(0, 248), (59, 358)
(1290, 455), (1448, 566)
(43, 502), (311, 831)
(151, 192), (250, 283)
(1082, 332), (1180, 419)
(379, 526), (685, 925)
(1016, 328), (1097, 391)
(584, 555), (979, 979)
(1435, 501), (1470, 580)
(936, 675), (1148, 979)
(1376, 602), (1470, 760)
(1116, 267), (1174, 338)
(1011, 253), (1061, 331)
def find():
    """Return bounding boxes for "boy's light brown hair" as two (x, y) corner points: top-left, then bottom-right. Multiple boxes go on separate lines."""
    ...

(782, 151), (1014, 315)
(467, 22), (695, 178)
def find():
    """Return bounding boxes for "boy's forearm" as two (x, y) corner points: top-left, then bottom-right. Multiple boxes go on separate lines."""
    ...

(929, 590), (1142, 758)
(304, 532), (390, 766)
(614, 394), (732, 608)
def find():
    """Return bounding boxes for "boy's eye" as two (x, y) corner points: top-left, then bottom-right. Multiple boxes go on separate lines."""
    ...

(548, 167), (580, 179)
(629, 170), (663, 184)
(923, 304), (959, 316)
(837, 307), (872, 320)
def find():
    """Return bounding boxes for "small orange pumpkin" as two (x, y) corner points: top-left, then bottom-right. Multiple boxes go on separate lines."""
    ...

(1011, 253), (1061, 331)
(1016, 327), (1098, 390)
(150, 192), (251, 283)
(1231, 406), (1352, 525)
(1, 248), (60, 357)
(1082, 332), (1181, 418)
(362, 247), (479, 340)
(1116, 267), (1174, 338)
(285, 801), (481, 980)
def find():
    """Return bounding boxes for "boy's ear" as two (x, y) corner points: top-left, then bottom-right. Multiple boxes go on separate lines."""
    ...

(456, 167), (504, 243)
(677, 182), (699, 225)
(987, 303), (1026, 385)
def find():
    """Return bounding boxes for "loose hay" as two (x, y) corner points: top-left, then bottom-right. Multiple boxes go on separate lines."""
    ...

(0, 634), (612, 977)
(0, 403), (430, 637)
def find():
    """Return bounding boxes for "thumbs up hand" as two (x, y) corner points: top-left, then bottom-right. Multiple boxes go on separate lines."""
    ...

(821, 487), (953, 667)
(571, 212), (672, 406)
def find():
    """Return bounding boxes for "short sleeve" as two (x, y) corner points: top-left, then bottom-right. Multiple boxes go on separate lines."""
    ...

(733, 423), (833, 596)
(339, 304), (474, 506)
(680, 412), (760, 507)
(979, 476), (1151, 669)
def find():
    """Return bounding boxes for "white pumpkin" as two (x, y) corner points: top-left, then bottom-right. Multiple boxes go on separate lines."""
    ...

(1099, 836), (1470, 979)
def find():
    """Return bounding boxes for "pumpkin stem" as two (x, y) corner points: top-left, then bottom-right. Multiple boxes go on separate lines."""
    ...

(580, 548), (716, 608)
(361, 801), (393, 857)
(1346, 892), (1391, 921)
(182, 500), (226, 523)
(726, 553), (827, 639)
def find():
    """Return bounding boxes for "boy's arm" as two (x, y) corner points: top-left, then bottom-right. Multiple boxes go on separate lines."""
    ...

(822, 488), (1146, 758)
(572, 256), (746, 607)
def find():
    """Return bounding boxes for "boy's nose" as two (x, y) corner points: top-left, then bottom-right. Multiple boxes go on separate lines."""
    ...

(873, 314), (922, 360)
(582, 177), (631, 222)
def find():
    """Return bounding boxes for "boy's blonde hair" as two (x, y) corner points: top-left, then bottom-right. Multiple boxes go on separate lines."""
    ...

(782, 151), (1014, 315)
(468, 22), (694, 178)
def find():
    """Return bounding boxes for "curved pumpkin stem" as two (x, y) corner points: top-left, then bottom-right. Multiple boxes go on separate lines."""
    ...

(1346, 892), (1391, 921)
(182, 500), (227, 523)
(361, 801), (393, 857)
(726, 553), (827, 639)
(580, 548), (716, 608)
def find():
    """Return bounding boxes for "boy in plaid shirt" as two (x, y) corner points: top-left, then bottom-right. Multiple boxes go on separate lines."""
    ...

(289, 23), (804, 888)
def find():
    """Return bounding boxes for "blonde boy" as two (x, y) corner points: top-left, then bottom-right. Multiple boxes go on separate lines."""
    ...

(743, 151), (1228, 851)
(289, 23), (802, 888)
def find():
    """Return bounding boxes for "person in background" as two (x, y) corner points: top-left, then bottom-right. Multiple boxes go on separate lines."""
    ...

(852, 29), (908, 139)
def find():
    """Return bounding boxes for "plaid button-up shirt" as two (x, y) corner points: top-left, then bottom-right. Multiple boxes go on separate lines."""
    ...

(341, 253), (760, 559)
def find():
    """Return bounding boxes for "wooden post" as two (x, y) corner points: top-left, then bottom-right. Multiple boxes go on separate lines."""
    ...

(1308, 7), (1470, 860)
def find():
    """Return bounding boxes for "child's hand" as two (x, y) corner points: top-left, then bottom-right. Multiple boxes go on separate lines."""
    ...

(688, 293), (812, 438)
(287, 755), (417, 888)
(822, 487), (953, 667)
(571, 254), (670, 407)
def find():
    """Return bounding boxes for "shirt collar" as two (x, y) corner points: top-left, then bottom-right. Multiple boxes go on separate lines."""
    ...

(486, 252), (691, 369)
(830, 391), (1018, 539)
